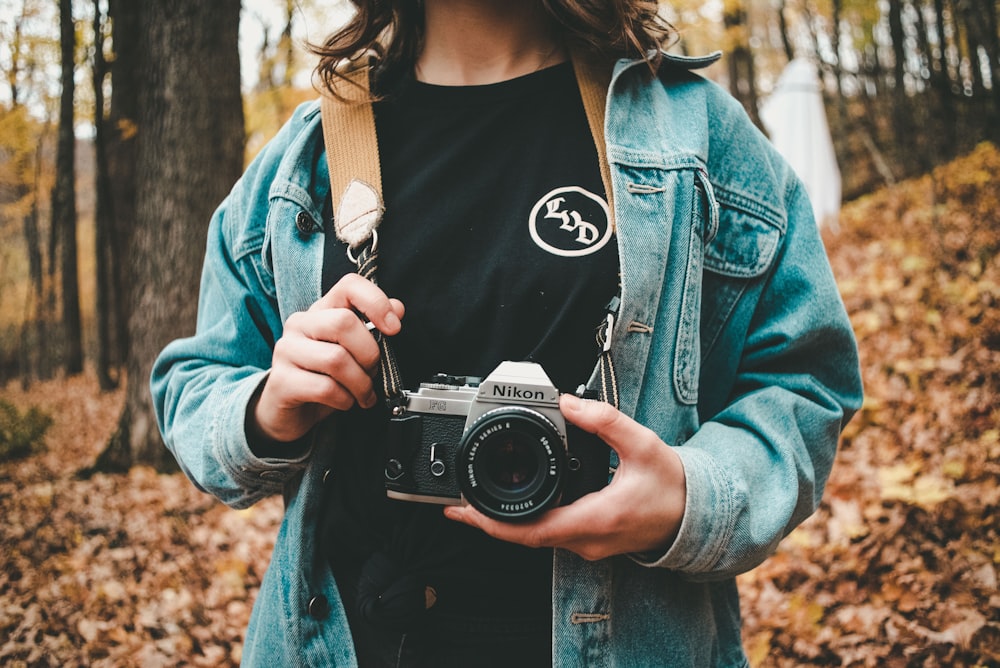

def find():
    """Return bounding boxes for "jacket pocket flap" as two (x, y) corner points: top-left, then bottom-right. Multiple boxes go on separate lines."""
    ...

(704, 210), (781, 278)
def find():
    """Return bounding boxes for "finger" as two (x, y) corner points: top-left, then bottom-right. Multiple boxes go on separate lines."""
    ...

(388, 298), (405, 321)
(311, 274), (403, 335)
(444, 492), (606, 550)
(262, 364), (361, 415)
(560, 393), (658, 458)
(275, 336), (377, 407)
(445, 486), (670, 562)
(293, 309), (382, 373)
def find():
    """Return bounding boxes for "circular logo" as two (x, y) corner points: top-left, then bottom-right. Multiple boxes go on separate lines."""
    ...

(528, 186), (612, 258)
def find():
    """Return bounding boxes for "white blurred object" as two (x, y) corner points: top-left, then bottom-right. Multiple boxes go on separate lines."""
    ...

(760, 58), (842, 231)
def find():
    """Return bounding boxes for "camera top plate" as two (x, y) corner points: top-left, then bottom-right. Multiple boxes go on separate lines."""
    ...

(473, 361), (560, 409)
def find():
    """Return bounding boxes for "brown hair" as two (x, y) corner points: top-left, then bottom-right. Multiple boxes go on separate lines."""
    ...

(310, 0), (673, 94)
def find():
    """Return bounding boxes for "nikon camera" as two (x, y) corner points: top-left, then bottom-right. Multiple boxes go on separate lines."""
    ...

(384, 361), (610, 521)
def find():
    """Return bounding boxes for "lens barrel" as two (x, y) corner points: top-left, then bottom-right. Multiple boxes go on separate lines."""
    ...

(457, 407), (566, 521)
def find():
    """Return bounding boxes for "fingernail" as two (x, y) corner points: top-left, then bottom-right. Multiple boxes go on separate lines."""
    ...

(560, 393), (582, 412)
(385, 312), (401, 331)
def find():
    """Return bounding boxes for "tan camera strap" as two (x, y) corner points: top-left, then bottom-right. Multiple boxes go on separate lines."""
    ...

(320, 66), (383, 249)
(572, 52), (615, 224)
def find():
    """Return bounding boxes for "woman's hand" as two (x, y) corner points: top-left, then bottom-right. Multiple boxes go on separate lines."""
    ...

(444, 393), (687, 561)
(249, 274), (405, 444)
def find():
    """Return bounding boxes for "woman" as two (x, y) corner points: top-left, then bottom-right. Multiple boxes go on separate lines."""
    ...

(152, 0), (862, 665)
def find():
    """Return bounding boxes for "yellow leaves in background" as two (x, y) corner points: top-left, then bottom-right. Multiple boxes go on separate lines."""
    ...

(0, 105), (44, 220)
(877, 462), (954, 509)
(243, 86), (317, 165)
(117, 117), (138, 141)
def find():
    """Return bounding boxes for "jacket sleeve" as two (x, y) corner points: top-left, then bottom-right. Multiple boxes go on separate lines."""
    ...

(150, 106), (318, 509)
(639, 172), (863, 579)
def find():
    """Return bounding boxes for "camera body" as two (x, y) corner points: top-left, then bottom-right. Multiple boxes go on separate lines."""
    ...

(384, 361), (609, 521)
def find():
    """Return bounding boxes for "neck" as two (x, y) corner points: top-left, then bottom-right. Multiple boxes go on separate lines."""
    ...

(415, 0), (567, 85)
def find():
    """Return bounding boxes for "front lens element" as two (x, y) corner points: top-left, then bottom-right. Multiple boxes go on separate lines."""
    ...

(480, 429), (544, 496)
(458, 407), (565, 521)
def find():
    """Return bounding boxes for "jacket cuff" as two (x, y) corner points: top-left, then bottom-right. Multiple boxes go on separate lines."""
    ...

(630, 443), (738, 572)
(212, 372), (314, 494)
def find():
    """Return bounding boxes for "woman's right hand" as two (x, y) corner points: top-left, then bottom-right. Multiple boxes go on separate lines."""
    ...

(249, 273), (405, 444)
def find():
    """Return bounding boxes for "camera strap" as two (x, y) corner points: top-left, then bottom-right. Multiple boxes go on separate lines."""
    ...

(319, 65), (407, 409)
(319, 53), (619, 410)
(594, 297), (620, 409)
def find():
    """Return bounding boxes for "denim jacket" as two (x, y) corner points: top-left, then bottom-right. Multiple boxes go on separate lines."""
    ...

(152, 54), (862, 667)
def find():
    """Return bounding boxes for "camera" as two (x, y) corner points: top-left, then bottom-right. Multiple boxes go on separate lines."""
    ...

(384, 361), (610, 521)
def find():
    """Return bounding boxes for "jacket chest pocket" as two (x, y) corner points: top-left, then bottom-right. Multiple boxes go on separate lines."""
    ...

(699, 191), (783, 369)
(674, 175), (782, 406)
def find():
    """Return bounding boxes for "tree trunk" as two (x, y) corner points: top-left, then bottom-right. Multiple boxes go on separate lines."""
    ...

(958, 0), (1000, 127)
(31, 134), (53, 381)
(21, 205), (43, 380)
(887, 0), (907, 94)
(984, 0), (1000, 136)
(931, 0), (957, 150)
(956, 0), (987, 95)
(724, 0), (765, 131)
(911, 0), (943, 168)
(3, 97), (45, 384)
(831, 0), (845, 101)
(933, 0), (952, 86)
(282, 0), (295, 87)
(21, 149), (44, 382)
(51, 0), (83, 375)
(107, 0), (139, 367)
(95, 0), (245, 472)
(93, 0), (119, 391)
(776, 0), (795, 63)
(887, 0), (910, 154)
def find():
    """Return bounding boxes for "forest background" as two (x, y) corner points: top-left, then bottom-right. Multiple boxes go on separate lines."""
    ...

(0, 0), (998, 665)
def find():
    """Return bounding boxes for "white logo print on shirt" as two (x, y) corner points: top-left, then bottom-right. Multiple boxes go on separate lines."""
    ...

(528, 186), (612, 257)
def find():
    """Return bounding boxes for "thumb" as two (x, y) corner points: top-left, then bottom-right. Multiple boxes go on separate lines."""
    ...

(388, 298), (405, 322)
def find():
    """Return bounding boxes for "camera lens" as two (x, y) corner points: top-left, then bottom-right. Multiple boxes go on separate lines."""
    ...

(482, 435), (539, 493)
(458, 407), (566, 521)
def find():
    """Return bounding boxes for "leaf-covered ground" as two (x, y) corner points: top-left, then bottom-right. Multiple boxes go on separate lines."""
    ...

(1, 144), (998, 667)
(0, 375), (283, 667)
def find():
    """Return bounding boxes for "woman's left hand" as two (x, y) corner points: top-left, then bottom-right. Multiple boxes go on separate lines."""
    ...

(444, 393), (687, 561)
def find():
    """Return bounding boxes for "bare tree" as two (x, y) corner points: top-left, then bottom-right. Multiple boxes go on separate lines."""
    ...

(724, 0), (765, 130)
(95, 0), (245, 472)
(93, 0), (119, 390)
(775, 0), (796, 63)
(106, 0), (139, 368)
(50, 0), (83, 375)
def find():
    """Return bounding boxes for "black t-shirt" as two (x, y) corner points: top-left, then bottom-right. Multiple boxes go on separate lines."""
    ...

(320, 62), (618, 622)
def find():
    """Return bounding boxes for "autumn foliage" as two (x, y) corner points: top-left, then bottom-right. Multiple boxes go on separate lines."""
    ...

(1, 144), (998, 665)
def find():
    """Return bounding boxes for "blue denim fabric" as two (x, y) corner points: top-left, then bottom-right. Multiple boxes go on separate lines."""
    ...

(151, 53), (863, 667)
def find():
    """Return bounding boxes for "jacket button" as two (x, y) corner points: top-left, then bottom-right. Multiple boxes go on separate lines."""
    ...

(307, 595), (329, 620)
(295, 210), (319, 234)
(322, 468), (332, 484)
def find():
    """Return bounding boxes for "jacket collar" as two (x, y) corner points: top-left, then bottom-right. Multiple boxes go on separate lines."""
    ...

(606, 51), (722, 170)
